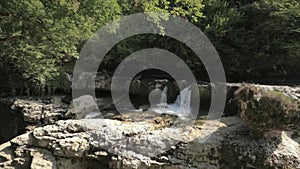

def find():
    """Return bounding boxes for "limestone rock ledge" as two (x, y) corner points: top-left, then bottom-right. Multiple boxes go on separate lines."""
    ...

(0, 116), (299, 169)
(7, 97), (70, 131)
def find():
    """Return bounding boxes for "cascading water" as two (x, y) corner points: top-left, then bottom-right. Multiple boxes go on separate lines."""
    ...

(178, 86), (191, 114)
(159, 85), (167, 107)
(150, 85), (192, 118)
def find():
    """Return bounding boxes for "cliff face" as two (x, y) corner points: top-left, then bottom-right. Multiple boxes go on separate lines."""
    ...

(0, 83), (299, 169)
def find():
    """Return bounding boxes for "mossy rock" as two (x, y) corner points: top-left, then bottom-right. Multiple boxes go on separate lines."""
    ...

(235, 84), (300, 137)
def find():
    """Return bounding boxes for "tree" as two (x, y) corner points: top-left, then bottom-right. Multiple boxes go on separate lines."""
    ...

(0, 0), (121, 95)
(1, 0), (299, 96)
(216, 0), (300, 81)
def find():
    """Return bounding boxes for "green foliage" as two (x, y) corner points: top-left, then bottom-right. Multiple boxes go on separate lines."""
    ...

(1, 0), (207, 95)
(0, 0), (299, 95)
(101, 0), (206, 76)
(118, 0), (204, 22)
(0, 0), (121, 95)
(216, 0), (300, 80)
(200, 0), (243, 37)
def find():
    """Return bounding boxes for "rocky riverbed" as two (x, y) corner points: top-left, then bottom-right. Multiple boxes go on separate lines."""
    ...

(0, 83), (299, 168)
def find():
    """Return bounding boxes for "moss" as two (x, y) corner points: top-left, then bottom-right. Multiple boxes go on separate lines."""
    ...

(268, 91), (294, 104)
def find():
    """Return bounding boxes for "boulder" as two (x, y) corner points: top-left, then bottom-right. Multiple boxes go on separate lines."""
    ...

(235, 84), (300, 136)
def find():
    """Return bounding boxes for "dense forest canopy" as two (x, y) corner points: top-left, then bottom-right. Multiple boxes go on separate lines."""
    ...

(0, 0), (299, 95)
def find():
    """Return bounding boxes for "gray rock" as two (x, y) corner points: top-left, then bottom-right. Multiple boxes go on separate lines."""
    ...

(7, 98), (70, 131)
(1, 83), (300, 168)
(0, 116), (299, 169)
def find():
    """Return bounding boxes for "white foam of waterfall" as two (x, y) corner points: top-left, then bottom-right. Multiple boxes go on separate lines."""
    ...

(159, 85), (168, 107)
(178, 85), (191, 114)
(150, 85), (192, 118)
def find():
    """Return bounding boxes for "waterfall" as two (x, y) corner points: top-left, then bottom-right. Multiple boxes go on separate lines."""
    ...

(150, 85), (192, 117)
(177, 85), (191, 114)
(159, 85), (168, 106)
